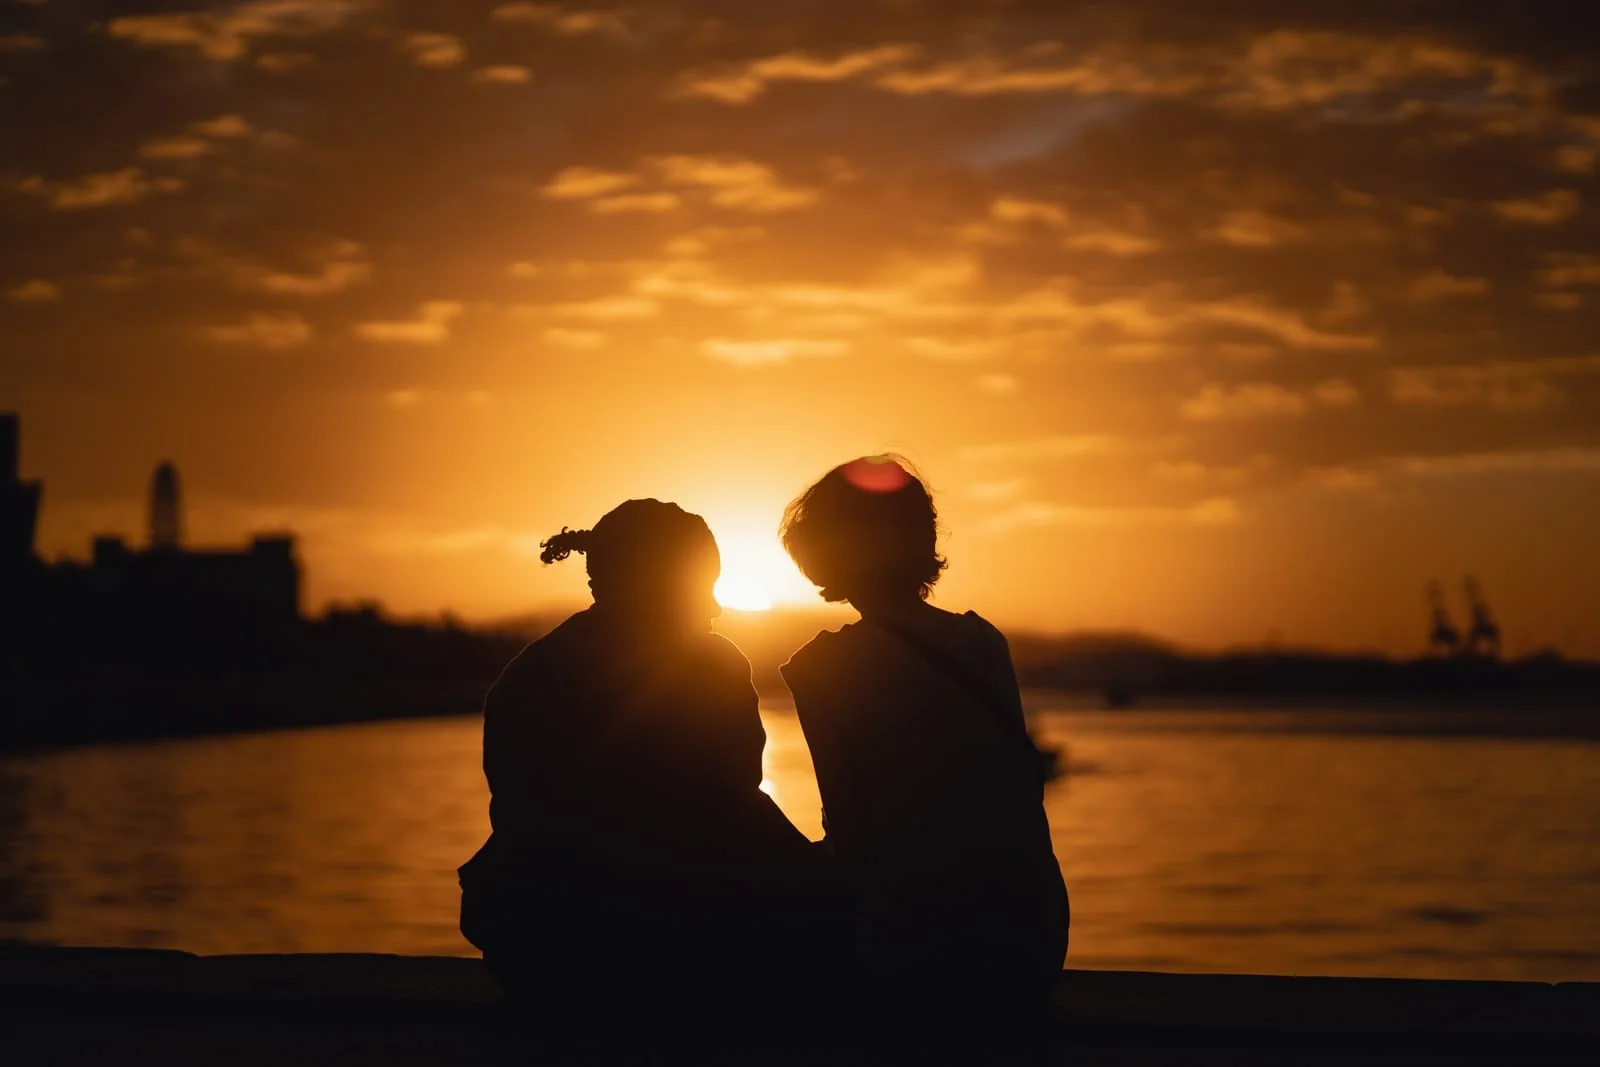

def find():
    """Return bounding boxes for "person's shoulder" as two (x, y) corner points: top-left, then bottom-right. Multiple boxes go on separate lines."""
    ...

(780, 624), (852, 679)
(700, 630), (756, 676)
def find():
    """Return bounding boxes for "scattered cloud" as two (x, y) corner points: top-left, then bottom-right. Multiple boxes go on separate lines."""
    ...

(674, 44), (921, 104)
(6, 279), (61, 303)
(1204, 210), (1307, 248)
(402, 32), (466, 69)
(1387, 356), (1600, 412)
(471, 65), (531, 84)
(543, 327), (605, 350)
(541, 166), (640, 199)
(977, 374), (1019, 394)
(550, 294), (660, 320)
(1182, 382), (1310, 420)
(17, 168), (184, 210)
(701, 338), (850, 365)
(649, 155), (819, 212)
(203, 311), (312, 349)
(354, 301), (463, 344)
(591, 192), (682, 213)
(256, 51), (315, 73)
(139, 135), (214, 161)
(490, 3), (625, 36)
(1538, 254), (1600, 288)
(1409, 269), (1489, 301)
(0, 33), (46, 53)
(1312, 378), (1361, 407)
(192, 114), (253, 139)
(107, 1), (365, 62)
(1491, 189), (1580, 225)
(233, 242), (372, 296)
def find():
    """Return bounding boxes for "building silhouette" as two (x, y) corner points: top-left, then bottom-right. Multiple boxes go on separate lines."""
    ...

(4, 412), (301, 670)
(2, 413), (42, 571)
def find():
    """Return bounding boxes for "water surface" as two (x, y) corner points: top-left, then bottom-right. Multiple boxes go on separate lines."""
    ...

(2, 701), (1597, 981)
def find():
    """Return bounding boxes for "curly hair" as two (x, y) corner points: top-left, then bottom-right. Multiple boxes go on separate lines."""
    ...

(538, 527), (594, 565)
(780, 454), (946, 603)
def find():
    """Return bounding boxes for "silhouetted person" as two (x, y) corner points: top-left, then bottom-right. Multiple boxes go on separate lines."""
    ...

(779, 457), (1069, 1035)
(459, 499), (842, 1023)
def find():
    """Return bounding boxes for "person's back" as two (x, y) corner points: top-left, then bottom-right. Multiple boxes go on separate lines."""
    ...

(778, 458), (1069, 1019)
(458, 500), (838, 1009)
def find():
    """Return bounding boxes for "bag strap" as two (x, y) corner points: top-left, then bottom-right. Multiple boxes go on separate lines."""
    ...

(864, 615), (1046, 784)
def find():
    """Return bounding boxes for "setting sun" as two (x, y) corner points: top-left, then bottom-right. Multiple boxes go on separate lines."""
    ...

(711, 526), (815, 612)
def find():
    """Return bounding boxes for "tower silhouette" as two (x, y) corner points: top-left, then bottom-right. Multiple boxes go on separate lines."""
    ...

(1463, 576), (1501, 659)
(1426, 581), (1460, 656)
(149, 462), (183, 550)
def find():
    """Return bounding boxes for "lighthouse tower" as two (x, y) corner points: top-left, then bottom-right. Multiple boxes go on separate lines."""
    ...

(149, 461), (183, 550)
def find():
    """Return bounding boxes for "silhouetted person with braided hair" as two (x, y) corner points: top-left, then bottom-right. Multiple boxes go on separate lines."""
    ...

(459, 499), (843, 1022)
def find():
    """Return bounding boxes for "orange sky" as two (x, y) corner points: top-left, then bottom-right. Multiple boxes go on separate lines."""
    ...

(3, 2), (1599, 655)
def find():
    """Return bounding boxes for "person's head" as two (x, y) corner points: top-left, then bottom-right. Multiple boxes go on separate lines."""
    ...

(780, 455), (946, 606)
(540, 499), (721, 624)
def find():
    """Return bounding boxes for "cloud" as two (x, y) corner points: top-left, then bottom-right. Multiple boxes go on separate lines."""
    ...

(1312, 378), (1361, 407)
(701, 338), (850, 365)
(904, 336), (1002, 361)
(6, 279), (61, 302)
(1182, 379), (1358, 420)
(1204, 210), (1307, 248)
(471, 65), (531, 84)
(1191, 297), (1378, 351)
(543, 327), (605, 350)
(984, 197), (1161, 255)
(1538, 254), (1600, 288)
(18, 168), (184, 210)
(139, 135), (214, 161)
(674, 44), (921, 105)
(257, 51), (315, 73)
(540, 166), (640, 199)
(550, 295), (659, 320)
(0, 34), (46, 53)
(192, 114), (254, 138)
(978, 374), (1019, 394)
(233, 242), (372, 295)
(1182, 382), (1310, 420)
(985, 497), (1241, 531)
(1491, 189), (1580, 225)
(203, 312), (312, 349)
(107, 1), (364, 62)
(354, 301), (463, 344)
(1387, 356), (1600, 412)
(649, 155), (819, 212)
(591, 192), (682, 213)
(490, 3), (625, 36)
(1408, 269), (1490, 301)
(1391, 447), (1600, 477)
(402, 32), (465, 69)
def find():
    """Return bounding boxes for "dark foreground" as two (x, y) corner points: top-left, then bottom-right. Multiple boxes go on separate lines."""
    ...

(1, 947), (1595, 1064)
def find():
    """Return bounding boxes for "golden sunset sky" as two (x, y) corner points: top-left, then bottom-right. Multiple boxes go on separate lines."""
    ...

(3, 1), (1598, 655)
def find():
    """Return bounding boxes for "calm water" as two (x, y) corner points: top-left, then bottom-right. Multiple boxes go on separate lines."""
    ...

(2, 699), (1599, 982)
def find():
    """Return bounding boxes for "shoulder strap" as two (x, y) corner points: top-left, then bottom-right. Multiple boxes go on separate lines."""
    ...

(864, 615), (1045, 784)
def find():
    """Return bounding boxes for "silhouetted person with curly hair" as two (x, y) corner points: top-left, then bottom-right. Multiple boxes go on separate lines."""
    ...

(459, 499), (841, 1022)
(779, 457), (1069, 1034)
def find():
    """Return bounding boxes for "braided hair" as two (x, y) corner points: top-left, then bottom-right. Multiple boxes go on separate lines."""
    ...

(538, 527), (594, 565)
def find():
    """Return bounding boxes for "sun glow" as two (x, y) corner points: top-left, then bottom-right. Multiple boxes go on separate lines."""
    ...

(710, 524), (815, 612)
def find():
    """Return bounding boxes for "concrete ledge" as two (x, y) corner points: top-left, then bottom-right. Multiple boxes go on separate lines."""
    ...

(1, 946), (1595, 1063)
